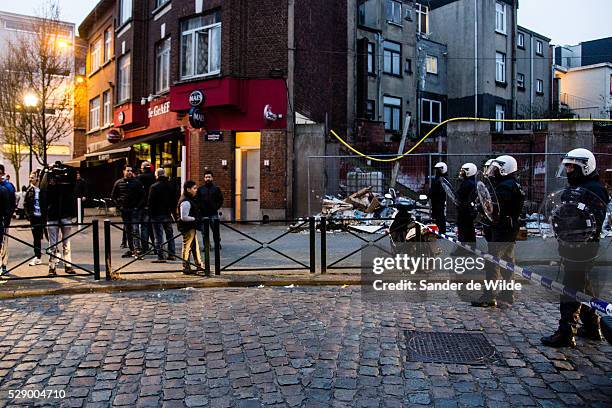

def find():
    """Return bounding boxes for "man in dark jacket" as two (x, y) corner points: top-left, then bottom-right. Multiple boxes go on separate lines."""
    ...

(0, 182), (10, 276)
(111, 165), (145, 257)
(137, 161), (156, 253)
(148, 168), (178, 262)
(0, 164), (16, 275)
(455, 163), (477, 248)
(541, 148), (610, 348)
(472, 155), (524, 310)
(40, 162), (78, 276)
(430, 162), (448, 234)
(196, 170), (223, 249)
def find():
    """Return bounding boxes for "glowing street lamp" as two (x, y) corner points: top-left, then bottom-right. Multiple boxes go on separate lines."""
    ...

(23, 92), (39, 173)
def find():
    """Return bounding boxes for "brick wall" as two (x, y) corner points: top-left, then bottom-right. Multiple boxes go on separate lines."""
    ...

(260, 130), (287, 209)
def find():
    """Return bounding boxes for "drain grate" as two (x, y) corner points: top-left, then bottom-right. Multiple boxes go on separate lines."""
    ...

(405, 331), (500, 365)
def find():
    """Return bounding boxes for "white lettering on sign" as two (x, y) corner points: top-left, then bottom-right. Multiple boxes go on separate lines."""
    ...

(148, 101), (171, 118)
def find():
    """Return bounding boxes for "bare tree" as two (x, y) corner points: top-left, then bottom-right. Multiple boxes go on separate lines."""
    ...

(7, 1), (74, 167)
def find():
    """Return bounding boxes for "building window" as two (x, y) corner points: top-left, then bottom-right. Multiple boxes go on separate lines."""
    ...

(366, 100), (375, 120)
(495, 52), (506, 83)
(90, 38), (101, 72)
(180, 12), (221, 80)
(89, 96), (100, 130)
(421, 99), (441, 124)
(383, 96), (401, 132)
(406, 58), (412, 74)
(517, 73), (525, 90)
(383, 40), (401, 76)
(386, 0), (402, 25)
(517, 32), (525, 48)
(156, 37), (171, 93)
(416, 3), (428, 35)
(102, 90), (111, 126)
(425, 55), (438, 74)
(495, 2), (506, 34)
(536, 79), (544, 94)
(119, 0), (132, 25)
(536, 40), (544, 56)
(367, 42), (375, 75)
(156, 0), (170, 7)
(495, 104), (504, 132)
(118, 54), (131, 102)
(103, 28), (112, 62)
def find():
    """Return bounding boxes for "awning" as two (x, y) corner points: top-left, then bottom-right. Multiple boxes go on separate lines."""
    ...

(84, 129), (182, 161)
(64, 156), (86, 167)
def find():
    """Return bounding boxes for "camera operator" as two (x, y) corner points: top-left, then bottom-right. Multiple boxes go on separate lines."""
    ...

(40, 161), (78, 276)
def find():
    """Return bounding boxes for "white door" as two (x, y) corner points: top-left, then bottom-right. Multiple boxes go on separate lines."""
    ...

(241, 149), (260, 220)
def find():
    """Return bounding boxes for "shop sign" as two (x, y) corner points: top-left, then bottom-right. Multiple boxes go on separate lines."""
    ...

(189, 90), (205, 107)
(107, 129), (122, 143)
(148, 101), (170, 118)
(189, 106), (206, 129)
(206, 131), (222, 142)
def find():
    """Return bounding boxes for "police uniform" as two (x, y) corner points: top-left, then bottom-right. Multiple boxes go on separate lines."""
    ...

(456, 175), (477, 244)
(430, 174), (447, 234)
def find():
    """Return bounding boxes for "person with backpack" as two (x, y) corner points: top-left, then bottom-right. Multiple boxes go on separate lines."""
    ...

(177, 180), (204, 275)
(471, 155), (525, 310)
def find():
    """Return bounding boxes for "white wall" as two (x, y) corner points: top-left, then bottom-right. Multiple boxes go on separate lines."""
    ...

(560, 65), (612, 119)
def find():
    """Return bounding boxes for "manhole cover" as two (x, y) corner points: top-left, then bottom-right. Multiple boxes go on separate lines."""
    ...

(405, 331), (500, 365)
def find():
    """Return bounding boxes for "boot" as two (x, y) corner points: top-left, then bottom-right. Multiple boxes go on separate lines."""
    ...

(64, 266), (76, 275)
(541, 329), (576, 348)
(48, 266), (57, 277)
(182, 262), (194, 275)
(578, 308), (602, 341)
(577, 325), (603, 341)
(471, 293), (496, 308)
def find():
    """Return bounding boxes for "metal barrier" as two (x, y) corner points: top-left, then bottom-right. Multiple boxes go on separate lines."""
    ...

(215, 218), (316, 274)
(103, 219), (211, 280)
(1, 220), (100, 281)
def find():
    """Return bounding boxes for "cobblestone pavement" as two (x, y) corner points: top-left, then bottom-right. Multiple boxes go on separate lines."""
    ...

(0, 287), (610, 407)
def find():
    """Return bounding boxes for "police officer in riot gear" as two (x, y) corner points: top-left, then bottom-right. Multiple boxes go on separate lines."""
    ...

(430, 162), (448, 234)
(455, 163), (477, 249)
(541, 148), (610, 348)
(472, 155), (525, 309)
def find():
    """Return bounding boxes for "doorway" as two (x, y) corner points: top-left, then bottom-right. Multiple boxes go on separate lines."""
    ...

(235, 132), (261, 221)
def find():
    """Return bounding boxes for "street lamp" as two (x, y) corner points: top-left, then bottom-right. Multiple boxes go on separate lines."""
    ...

(23, 92), (38, 175)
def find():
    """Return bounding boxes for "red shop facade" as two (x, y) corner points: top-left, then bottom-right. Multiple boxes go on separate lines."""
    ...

(109, 77), (288, 221)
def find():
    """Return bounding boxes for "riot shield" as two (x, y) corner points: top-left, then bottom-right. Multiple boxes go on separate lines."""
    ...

(441, 177), (459, 206)
(475, 173), (500, 224)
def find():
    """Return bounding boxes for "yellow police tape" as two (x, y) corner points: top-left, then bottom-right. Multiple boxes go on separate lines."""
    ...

(330, 117), (612, 163)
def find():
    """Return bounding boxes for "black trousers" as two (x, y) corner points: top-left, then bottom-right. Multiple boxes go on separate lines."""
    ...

(432, 210), (446, 235)
(30, 216), (44, 259)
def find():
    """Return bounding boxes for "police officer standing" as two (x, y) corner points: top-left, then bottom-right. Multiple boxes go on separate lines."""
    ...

(455, 163), (477, 248)
(472, 155), (524, 309)
(430, 162), (448, 234)
(541, 149), (610, 348)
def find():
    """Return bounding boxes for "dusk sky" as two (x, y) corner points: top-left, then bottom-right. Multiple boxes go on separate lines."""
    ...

(2, 0), (611, 45)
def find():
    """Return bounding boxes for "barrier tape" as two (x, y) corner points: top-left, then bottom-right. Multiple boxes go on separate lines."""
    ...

(417, 222), (612, 317)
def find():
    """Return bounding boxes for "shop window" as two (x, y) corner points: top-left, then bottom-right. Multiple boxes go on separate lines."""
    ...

(156, 37), (171, 93)
(180, 12), (221, 80)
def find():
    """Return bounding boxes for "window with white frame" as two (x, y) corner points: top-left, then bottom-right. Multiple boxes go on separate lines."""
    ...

(536, 40), (544, 56)
(180, 12), (221, 79)
(102, 90), (111, 126)
(386, 0), (402, 25)
(416, 3), (428, 35)
(536, 79), (544, 94)
(495, 2), (506, 34)
(367, 42), (375, 74)
(119, 0), (132, 25)
(517, 73), (525, 89)
(156, 38), (171, 93)
(425, 55), (438, 74)
(495, 104), (505, 132)
(496, 52), (506, 83)
(383, 40), (401, 75)
(517, 32), (525, 48)
(118, 54), (131, 102)
(90, 38), (101, 72)
(383, 96), (401, 132)
(421, 99), (441, 124)
(89, 96), (100, 130)
(104, 28), (112, 62)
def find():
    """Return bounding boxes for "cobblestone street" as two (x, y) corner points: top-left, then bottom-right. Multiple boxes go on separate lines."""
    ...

(0, 287), (610, 407)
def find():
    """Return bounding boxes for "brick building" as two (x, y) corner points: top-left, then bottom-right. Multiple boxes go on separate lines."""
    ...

(77, 0), (349, 220)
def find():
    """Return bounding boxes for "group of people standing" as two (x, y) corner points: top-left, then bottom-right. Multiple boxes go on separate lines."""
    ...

(429, 149), (610, 348)
(111, 163), (223, 275)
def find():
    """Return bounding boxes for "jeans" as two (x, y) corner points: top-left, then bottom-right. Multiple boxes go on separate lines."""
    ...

(47, 218), (72, 269)
(151, 215), (176, 259)
(120, 209), (141, 252)
(30, 215), (44, 259)
(200, 214), (221, 247)
(139, 209), (154, 252)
